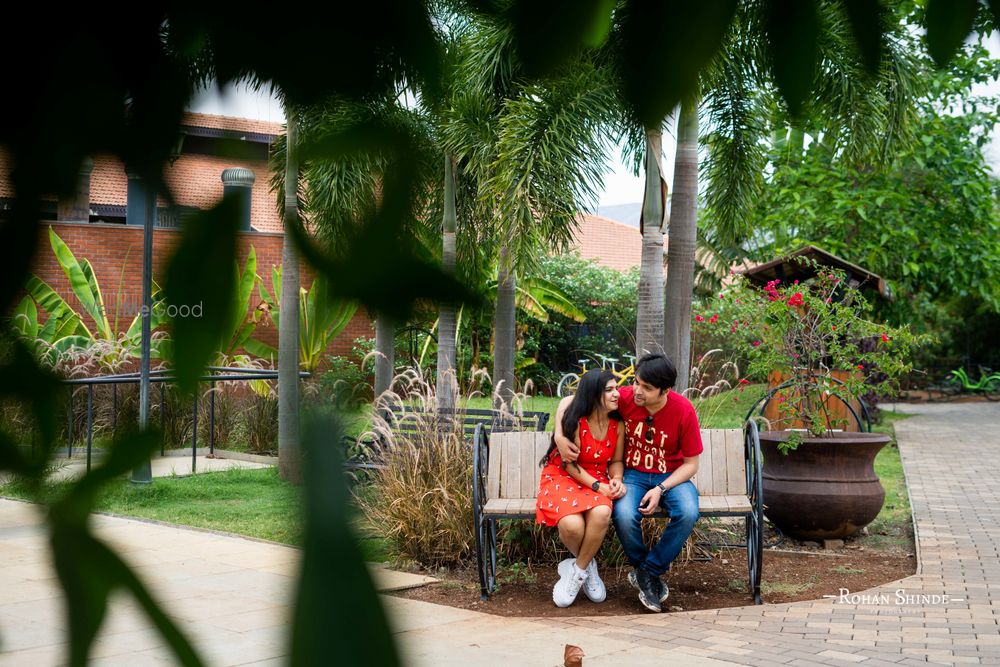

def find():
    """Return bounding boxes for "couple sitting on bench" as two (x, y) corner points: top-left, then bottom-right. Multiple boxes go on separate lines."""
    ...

(535, 353), (703, 612)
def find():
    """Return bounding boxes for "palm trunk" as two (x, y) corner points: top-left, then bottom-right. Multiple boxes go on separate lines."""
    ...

(635, 128), (666, 358)
(436, 155), (458, 410)
(664, 100), (699, 394)
(278, 110), (302, 484)
(492, 247), (516, 411)
(374, 316), (394, 398)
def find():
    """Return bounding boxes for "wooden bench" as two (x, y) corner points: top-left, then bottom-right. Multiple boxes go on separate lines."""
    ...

(393, 406), (549, 440)
(344, 407), (550, 471)
(471, 422), (763, 604)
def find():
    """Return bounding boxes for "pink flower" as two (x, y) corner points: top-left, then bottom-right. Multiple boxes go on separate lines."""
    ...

(695, 315), (705, 322)
(881, 333), (890, 342)
(787, 292), (804, 307)
(738, 378), (750, 385)
(831, 325), (837, 331)
(752, 341), (761, 347)
(708, 314), (719, 324)
(857, 364), (864, 370)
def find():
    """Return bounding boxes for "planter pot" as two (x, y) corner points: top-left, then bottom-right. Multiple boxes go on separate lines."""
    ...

(760, 430), (890, 540)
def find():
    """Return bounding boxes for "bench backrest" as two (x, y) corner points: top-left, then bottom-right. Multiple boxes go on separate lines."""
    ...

(395, 407), (549, 439)
(487, 428), (745, 501)
(487, 431), (552, 500)
(690, 429), (746, 496)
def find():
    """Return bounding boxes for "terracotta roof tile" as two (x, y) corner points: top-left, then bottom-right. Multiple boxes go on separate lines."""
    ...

(569, 213), (663, 272)
(87, 153), (283, 232)
(181, 112), (284, 138)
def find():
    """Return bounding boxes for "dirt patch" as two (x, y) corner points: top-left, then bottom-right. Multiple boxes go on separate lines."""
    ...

(391, 532), (916, 616)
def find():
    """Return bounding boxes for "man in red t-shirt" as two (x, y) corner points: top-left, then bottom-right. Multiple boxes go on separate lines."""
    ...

(555, 353), (702, 612)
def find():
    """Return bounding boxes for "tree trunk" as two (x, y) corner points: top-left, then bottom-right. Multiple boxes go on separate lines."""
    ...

(278, 111), (302, 484)
(635, 128), (666, 358)
(374, 316), (394, 398)
(665, 100), (699, 393)
(492, 249), (516, 411)
(436, 155), (458, 410)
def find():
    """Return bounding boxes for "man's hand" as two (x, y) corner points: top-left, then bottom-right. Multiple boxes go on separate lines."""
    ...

(556, 437), (579, 463)
(553, 396), (579, 462)
(608, 478), (626, 499)
(638, 486), (663, 515)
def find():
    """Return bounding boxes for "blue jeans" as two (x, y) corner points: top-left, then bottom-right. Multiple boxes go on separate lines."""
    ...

(612, 469), (699, 576)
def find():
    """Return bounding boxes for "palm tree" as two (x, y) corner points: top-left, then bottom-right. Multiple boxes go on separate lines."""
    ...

(273, 96), (440, 402)
(436, 155), (459, 410)
(635, 128), (667, 357)
(664, 99), (698, 391)
(455, 19), (618, 410)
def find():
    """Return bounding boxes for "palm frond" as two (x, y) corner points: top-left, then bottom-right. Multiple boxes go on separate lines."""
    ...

(484, 59), (619, 274)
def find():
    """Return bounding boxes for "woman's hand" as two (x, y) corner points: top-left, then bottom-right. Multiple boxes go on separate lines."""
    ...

(598, 481), (625, 499)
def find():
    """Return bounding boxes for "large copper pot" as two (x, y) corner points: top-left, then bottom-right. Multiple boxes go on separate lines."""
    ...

(760, 430), (890, 540)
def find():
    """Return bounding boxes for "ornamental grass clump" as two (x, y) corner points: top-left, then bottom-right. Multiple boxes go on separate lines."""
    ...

(701, 259), (923, 446)
(353, 370), (478, 568)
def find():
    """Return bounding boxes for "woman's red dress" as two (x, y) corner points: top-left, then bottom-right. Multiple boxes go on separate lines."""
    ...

(535, 418), (618, 527)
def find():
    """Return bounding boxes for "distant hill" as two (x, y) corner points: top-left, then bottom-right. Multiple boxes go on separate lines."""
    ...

(593, 202), (641, 228)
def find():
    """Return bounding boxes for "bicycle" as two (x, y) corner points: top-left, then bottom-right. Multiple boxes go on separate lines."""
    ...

(556, 354), (637, 397)
(947, 366), (1000, 401)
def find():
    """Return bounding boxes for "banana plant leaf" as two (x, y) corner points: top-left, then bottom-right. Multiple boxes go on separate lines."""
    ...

(48, 227), (112, 340)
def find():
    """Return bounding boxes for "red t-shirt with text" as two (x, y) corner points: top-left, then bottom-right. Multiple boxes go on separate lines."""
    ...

(617, 385), (703, 473)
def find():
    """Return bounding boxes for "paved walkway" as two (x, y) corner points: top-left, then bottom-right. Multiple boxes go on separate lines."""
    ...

(1, 402), (997, 665)
(41, 451), (273, 483)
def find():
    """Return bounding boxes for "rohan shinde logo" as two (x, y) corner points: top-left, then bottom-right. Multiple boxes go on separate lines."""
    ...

(824, 588), (964, 606)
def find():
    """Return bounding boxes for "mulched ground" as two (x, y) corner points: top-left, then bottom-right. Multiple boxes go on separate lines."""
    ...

(390, 530), (916, 617)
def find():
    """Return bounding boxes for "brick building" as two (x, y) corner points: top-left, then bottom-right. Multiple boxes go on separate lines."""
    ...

(1, 113), (372, 358)
(3, 113), (647, 364)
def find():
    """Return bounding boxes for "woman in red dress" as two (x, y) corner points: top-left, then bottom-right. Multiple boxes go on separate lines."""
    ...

(536, 370), (626, 607)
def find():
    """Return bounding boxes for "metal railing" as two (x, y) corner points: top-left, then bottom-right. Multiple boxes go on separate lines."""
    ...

(62, 366), (309, 473)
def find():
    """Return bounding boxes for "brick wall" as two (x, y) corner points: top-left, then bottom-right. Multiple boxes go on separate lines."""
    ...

(25, 221), (373, 360)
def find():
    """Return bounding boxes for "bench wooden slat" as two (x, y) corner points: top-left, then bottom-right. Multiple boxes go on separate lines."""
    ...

(528, 434), (550, 497)
(504, 440), (521, 502)
(725, 429), (745, 495)
(712, 430), (731, 493)
(696, 429), (715, 495)
(519, 434), (538, 498)
(487, 438), (502, 500)
(698, 494), (719, 511)
(484, 498), (536, 516)
(698, 494), (752, 514)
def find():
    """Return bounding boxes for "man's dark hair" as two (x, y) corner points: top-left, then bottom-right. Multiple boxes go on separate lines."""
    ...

(635, 353), (677, 390)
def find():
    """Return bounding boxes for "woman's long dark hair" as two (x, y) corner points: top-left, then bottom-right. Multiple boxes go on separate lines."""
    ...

(540, 369), (620, 466)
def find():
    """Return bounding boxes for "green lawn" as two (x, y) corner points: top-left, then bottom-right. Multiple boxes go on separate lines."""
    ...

(867, 408), (913, 543)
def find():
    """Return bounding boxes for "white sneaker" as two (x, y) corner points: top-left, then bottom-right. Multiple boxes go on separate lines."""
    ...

(553, 563), (588, 608)
(583, 559), (607, 603)
(557, 558), (575, 581)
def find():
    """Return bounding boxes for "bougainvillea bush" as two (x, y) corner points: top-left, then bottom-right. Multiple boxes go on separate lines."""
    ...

(695, 259), (923, 441)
